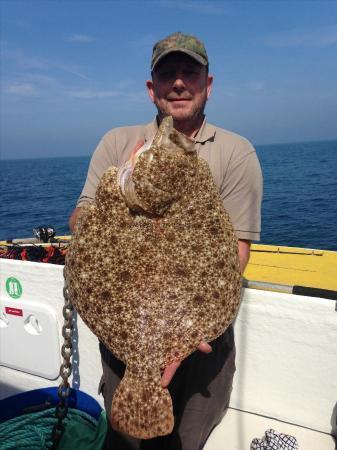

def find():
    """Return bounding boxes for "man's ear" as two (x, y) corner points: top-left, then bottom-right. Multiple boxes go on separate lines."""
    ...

(206, 75), (213, 99)
(146, 80), (155, 103)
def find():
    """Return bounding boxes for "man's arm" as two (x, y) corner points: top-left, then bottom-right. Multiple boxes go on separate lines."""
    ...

(238, 239), (251, 274)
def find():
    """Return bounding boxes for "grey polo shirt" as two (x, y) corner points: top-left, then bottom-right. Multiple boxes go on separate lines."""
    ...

(77, 118), (263, 241)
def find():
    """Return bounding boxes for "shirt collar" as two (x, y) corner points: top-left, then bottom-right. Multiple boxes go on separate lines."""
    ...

(143, 116), (216, 144)
(193, 118), (216, 143)
(143, 119), (158, 143)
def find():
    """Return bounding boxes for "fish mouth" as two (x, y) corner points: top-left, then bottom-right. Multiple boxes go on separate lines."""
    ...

(117, 140), (153, 210)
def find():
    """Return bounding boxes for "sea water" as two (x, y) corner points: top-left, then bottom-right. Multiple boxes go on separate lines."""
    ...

(1, 140), (336, 251)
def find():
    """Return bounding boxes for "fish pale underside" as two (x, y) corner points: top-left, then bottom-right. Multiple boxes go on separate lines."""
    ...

(64, 116), (241, 439)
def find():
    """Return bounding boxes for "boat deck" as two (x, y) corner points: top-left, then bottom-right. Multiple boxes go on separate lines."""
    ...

(244, 244), (337, 291)
(205, 408), (336, 450)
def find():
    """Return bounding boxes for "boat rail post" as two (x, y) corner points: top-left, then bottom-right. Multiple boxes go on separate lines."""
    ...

(242, 278), (337, 308)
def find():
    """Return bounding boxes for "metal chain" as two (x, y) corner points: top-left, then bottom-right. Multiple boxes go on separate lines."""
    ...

(50, 280), (74, 449)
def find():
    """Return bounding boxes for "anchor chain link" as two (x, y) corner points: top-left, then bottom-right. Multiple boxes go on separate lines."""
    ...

(50, 280), (74, 449)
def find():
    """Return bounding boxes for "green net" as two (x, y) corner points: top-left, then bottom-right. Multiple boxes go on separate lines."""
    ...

(0, 408), (107, 450)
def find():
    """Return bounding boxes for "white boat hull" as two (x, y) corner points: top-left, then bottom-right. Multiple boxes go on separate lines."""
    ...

(1, 258), (336, 448)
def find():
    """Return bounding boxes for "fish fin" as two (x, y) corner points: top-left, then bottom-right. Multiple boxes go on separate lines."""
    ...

(111, 366), (174, 439)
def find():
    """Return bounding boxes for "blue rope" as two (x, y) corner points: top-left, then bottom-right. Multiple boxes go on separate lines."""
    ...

(0, 408), (98, 449)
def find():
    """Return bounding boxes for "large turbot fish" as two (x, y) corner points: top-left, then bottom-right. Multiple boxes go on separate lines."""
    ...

(64, 116), (241, 439)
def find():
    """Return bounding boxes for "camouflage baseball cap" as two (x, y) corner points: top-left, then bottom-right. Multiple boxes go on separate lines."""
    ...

(151, 32), (208, 71)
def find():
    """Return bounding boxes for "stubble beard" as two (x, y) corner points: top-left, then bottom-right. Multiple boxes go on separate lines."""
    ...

(156, 95), (207, 134)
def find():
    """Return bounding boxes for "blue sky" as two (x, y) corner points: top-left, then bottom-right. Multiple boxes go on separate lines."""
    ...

(1, 0), (337, 159)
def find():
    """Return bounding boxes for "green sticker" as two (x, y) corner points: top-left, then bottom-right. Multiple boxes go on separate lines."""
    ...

(6, 277), (23, 299)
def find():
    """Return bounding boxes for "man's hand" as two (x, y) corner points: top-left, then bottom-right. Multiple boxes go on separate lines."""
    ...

(69, 207), (82, 233)
(161, 340), (212, 388)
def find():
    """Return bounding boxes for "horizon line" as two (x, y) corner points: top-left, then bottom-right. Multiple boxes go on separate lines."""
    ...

(1, 137), (337, 162)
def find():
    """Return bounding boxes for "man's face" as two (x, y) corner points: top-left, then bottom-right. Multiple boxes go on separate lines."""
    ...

(146, 53), (213, 126)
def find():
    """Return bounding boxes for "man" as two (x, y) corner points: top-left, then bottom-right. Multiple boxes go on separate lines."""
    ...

(69, 32), (262, 450)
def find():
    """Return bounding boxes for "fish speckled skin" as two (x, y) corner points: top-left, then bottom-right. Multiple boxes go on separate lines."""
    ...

(64, 116), (241, 439)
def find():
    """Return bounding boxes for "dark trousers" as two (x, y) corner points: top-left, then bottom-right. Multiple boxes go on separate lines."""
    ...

(99, 325), (235, 450)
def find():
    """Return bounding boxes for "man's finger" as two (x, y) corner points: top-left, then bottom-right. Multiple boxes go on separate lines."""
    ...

(161, 341), (211, 388)
(161, 360), (181, 388)
(198, 340), (212, 353)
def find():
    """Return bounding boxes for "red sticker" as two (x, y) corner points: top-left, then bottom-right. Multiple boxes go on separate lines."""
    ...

(5, 307), (23, 317)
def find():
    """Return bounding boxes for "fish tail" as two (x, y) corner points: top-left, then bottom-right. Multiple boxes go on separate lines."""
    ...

(111, 366), (174, 439)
